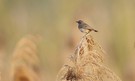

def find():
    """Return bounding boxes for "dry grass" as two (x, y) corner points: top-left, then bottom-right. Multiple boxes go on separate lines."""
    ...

(9, 35), (43, 81)
(57, 34), (122, 81)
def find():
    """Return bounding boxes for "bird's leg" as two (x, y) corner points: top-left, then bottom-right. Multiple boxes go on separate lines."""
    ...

(83, 32), (88, 38)
(85, 31), (90, 36)
(83, 30), (90, 38)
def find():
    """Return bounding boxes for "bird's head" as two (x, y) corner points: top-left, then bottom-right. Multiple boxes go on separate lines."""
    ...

(76, 20), (83, 24)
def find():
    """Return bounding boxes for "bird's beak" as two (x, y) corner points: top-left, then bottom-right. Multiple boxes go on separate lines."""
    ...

(76, 21), (78, 23)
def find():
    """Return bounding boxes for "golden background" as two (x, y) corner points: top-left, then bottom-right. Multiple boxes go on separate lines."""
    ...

(0, 0), (135, 81)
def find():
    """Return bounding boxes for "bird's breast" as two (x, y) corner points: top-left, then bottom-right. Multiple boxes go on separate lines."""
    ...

(79, 28), (89, 33)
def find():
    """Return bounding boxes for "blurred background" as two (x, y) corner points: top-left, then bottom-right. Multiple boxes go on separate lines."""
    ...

(0, 0), (135, 81)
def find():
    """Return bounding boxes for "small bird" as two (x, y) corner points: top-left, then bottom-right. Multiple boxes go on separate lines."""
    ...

(76, 20), (98, 34)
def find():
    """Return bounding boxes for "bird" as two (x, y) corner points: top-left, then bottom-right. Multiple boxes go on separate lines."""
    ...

(76, 20), (98, 35)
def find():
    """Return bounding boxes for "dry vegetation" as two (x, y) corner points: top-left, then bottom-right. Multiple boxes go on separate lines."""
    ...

(0, 31), (124, 81)
(1, 33), (123, 81)
(0, 0), (135, 81)
(57, 34), (122, 81)
(9, 35), (43, 81)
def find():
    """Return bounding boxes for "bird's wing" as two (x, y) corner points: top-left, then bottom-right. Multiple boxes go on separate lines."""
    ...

(83, 23), (93, 29)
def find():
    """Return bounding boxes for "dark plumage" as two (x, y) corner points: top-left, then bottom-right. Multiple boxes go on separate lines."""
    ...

(76, 20), (98, 34)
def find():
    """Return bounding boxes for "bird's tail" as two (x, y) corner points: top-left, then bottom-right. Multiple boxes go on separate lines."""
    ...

(93, 29), (98, 32)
